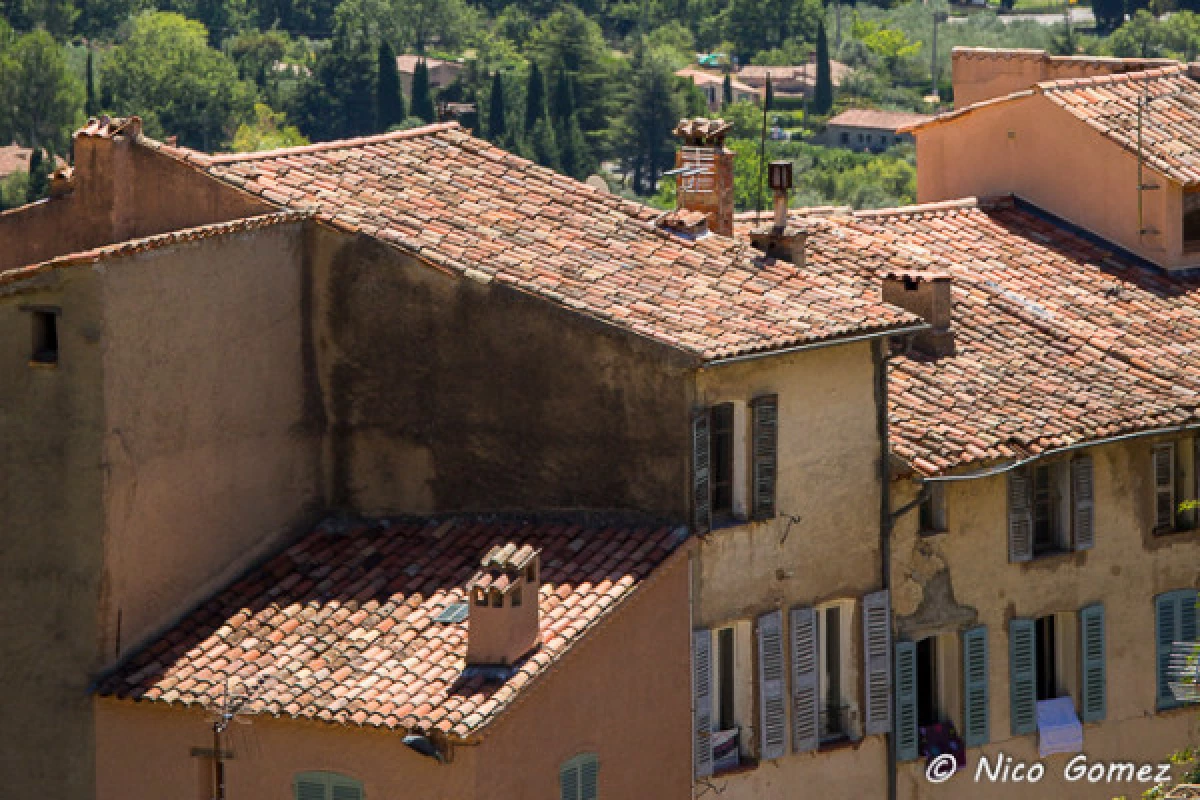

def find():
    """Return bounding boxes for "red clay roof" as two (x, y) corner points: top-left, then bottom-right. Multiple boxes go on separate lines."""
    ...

(826, 108), (933, 131)
(96, 517), (688, 739)
(154, 123), (919, 360)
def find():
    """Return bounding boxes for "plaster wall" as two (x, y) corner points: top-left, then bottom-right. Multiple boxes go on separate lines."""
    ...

(890, 434), (1200, 800)
(307, 227), (695, 517)
(98, 222), (324, 658)
(0, 271), (106, 799)
(915, 92), (1191, 268)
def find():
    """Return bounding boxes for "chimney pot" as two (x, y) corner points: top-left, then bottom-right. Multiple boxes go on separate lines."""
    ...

(466, 544), (541, 666)
(881, 270), (955, 356)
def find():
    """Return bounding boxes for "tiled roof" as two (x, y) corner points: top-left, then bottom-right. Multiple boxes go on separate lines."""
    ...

(161, 124), (919, 360)
(674, 68), (757, 94)
(820, 198), (1200, 475)
(1038, 65), (1200, 186)
(0, 212), (308, 288)
(96, 517), (689, 739)
(826, 108), (933, 131)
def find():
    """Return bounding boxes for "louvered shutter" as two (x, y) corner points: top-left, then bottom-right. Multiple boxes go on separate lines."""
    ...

(580, 756), (599, 800)
(331, 781), (363, 800)
(692, 629), (714, 777)
(1009, 619), (1036, 735)
(1154, 444), (1175, 530)
(1156, 592), (1179, 709)
(790, 606), (819, 753)
(752, 395), (779, 520)
(693, 413), (711, 532)
(1079, 604), (1106, 723)
(757, 609), (787, 761)
(1007, 469), (1033, 563)
(1072, 457), (1095, 551)
(295, 779), (328, 800)
(894, 640), (918, 762)
(560, 761), (581, 800)
(862, 589), (892, 736)
(962, 626), (990, 746)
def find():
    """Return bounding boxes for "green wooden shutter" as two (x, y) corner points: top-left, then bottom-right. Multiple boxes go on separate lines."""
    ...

(580, 755), (599, 800)
(1008, 470), (1033, 562)
(560, 760), (581, 800)
(862, 589), (892, 736)
(295, 779), (328, 800)
(1072, 457), (1095, 551)
(1157, 591), (1180, 709)
(1079, 604), (1106, 723)
(751, 395), (778, 520)
(789, 606), (819, 753)
(331, 780), (363, 800)
(1009, 619), (1036, 735)
(757, 609), (786, 761)
(692, 413), (711, 532)
(962, 626), (989, 746)
(692, 628), (713, 777)
(894, 640), (918, 762)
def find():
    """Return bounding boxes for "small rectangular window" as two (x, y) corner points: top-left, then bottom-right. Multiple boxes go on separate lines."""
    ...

(710, 403), (734, 517)
(919, 483), (947, 534)
(716, 627), (735, 731)
(1035, 615), (1057, 702)
(818, 605), (845, 740)
(916, 636), (940, 727)
(1154, 443), (1176, 531)
(27, 308), (59, 365)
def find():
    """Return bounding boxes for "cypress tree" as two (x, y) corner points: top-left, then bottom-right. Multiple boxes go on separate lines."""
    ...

(411, 59), (436, 123)
(525, 61), (547, 135)
(529, 117), (559, 169)
(85, 48), (97, 117)
(488, 71), (507, 143)
(550, 70), (575, 124)
(813, 22), (834, 115)
(722, 72), (733, 108)
(557, 113), (588, 179)
(26, 149), (50, 204)
(376, 40), (407, 131)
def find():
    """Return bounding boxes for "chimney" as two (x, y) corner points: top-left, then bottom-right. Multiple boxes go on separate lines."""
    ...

(748, 160), (806, 266)
(465, 543), (541, 666)
(881, 270), (955, 356)
(672, 118), (735, 236)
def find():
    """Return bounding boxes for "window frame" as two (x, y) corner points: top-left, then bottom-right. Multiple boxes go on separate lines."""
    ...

(21, 305), (60, 366)
(919, 482), (947, 535)
(815, 600), (854, 743)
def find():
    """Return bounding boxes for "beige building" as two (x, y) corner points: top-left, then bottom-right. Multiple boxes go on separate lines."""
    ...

(674, 68), (759, 111)
(395, 55), (463, 97)
(823, 108), (932, 152)
(737, 61), (851, 102)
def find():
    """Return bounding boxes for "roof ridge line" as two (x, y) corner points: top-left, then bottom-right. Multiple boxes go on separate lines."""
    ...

(852, 196), (993, 219)
(203, 122), (463, 164)
(1036, 63), (1188, 93)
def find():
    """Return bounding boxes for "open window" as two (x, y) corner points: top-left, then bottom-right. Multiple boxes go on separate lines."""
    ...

(710, 403), (734, 519)
(919, 483), (947, 535)
(1008, 456), (1094, 561)
(816, 602), (854, 742)
(1184, 190), (1200, 252)
(23, 306), (59, 366)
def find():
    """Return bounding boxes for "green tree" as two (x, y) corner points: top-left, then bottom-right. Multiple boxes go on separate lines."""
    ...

(0, 0), (77, 37)
(1092, 0), (1126, 31)
(487, 70), (507, 143)
(102, 12), (254, 150)
(525, 60), (548, 134)
(722, 72), (733, 108)
(376, 40), (407, 131)
(232, 102), (309, 151)
(814, 21), (834, 115)
(0, 30), (83, 155)
(288, 28), (376, 142)
(25, 147), (50, 203)
(411, 58), (436, 123)
(557, 112), (589, 178)
(1108, 10), (1167, 57)
(227, 29), (290, 95)
(528, 116), (559, 168)
(527, 7), (616, 154)
(550, 70), (575, 123)
(84, 47), (97, 118)
(615, 43), (683, 195)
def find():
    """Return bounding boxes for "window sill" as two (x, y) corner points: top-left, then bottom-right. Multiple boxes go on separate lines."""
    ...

(28, 360), (58, 369)
(920, 527), (949, 538)
(1154, 525), (1200, 537)
(712, 759), (759, 777)
(818, 735), (858, 754)
(710, 514), (750, 531)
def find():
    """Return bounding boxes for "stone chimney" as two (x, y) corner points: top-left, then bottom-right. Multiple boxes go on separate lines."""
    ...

(881, 270), (955, 356)
(749, 160), (806, 266)
(465, 543), (541, 666)
(672, 118), (735, 237)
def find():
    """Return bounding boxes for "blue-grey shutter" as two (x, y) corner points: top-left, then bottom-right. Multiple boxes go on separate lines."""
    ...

(1009, 618), (1036, 735)
(692, 629), (713, 777)
(580, 756), (599, 800)
(693, 413), (711, 532)
(790, 606), (819, 753)
(1072, 457), (1095, 551)
(1008, 469), (1033, 563)
(1079, 604), (1106, 723)
(757, 609), (787, 761)
(560, 761), (581, 800)
(1182, 590), (1198, 643)
(894, 640), (918, 762)
(1157, 592), (1180, 709)
(962, 626), (990, 746)
(331, 781), (363, 800)
(863, 589), (892, 736)
(295, 779), (327, 800)
(752, 395), (778, 520)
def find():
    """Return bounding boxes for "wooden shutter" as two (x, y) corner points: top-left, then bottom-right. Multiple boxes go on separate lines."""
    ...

(790, 606), (819, 753)
(331, 782), (363, 800)
(580, 756), (599, 800)
(295, 779), (328, 800)
(692, 629), (714, 777)
(1159, 589), (1200, 709)
(757, 609), (787, 761)
(862, 589), (892, 736)
(1154, 444), (1175, 530)
(962, 626), (990, 746)
(1009, 619), (1036, 735)
(1007, 469), (1033, 563)
(751, 395), (778, 520)
(1072, 457), (1095, 551)
(894, 640), (918, 762)
(692, 413), (711, 532)
(560, 760), (581, 800)
(1079, 604), (1106, 723)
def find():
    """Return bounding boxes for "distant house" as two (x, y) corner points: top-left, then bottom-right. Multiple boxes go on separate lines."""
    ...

(736, 61), (852, 101)
(823, 108), (933, 152)
(0, 144), (31, 179)
(395, 55), (463, 97)
(675, 68), (758, 111)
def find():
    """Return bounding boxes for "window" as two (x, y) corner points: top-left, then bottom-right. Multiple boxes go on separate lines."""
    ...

(1154, 443), (1176, 531)
(1010, 612), (1083, 736)
(710, 403), (734, 517)
(1035, 615), (1058, 701)
(25, 307), (59, 365)
(694, 622), (752, 777)
(919, 483), (947, 534)
(715, 627), (736, 731)
(895, 630), (962, 760)
(559, 753), (599, 800)
(840, 132), (849, 144)
(1032, 464), (1063, 554)
(1008, 456), (1093, 561)
(916, 637), (940, 726)
(294, 772), (363, 800)
(1184, 190), (1200, 251)
(816, 603), (850, 741)
(1155, 590), (1198, 710)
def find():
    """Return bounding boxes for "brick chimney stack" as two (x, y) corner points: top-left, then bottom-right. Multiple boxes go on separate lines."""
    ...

(672, 118), (735, 237)
(881, 270), (955, 356)
(466, 543), (541, 666)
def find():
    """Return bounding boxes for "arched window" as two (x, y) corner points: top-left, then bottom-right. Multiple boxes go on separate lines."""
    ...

(294, 771), (363, 800)
(559, 753), (599, 800)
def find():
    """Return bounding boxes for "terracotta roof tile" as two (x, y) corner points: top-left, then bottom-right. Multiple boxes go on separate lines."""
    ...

(826, 108), (933, 130)
(96, 517), (688, 739)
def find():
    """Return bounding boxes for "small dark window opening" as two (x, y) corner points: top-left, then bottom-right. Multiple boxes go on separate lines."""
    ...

(490, 591), (503, 608)
(919, 483), (947, 534)
(710, 403), (735, 517)
(526, 564), (537, 583)
(30, 310), (58, 364)
(916, 636), (939, 727)
(1035, 615), (1057, 701)
(716, 627), (735, 731)
(511, 588), (522, 607)
(1184, 193), (1200, 249)
(1032, 464), (1060, 555)
(821, 606), (845, 739)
